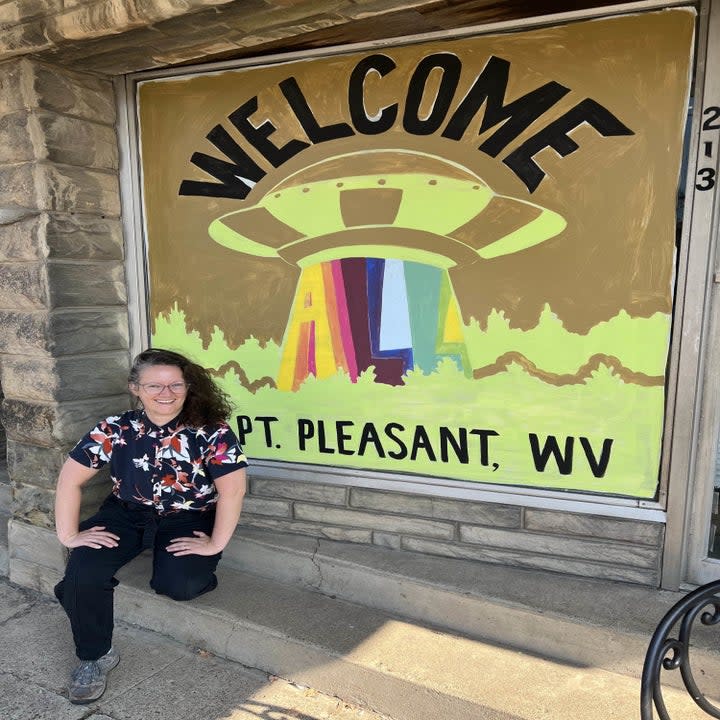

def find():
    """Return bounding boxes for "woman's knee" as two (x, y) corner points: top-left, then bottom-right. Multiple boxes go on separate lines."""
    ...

(62, 548), (119, 590)
(151, 572), (217, 601)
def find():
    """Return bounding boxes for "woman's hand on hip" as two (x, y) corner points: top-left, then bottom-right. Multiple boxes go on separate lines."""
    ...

(166, 531), (221, 556)
(61, 525), (120, 549)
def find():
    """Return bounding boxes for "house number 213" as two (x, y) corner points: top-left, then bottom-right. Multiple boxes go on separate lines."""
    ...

(696, 106), (720, 191)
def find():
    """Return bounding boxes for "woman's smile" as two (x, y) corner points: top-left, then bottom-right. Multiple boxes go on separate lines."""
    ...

(130, 365), (188, 425)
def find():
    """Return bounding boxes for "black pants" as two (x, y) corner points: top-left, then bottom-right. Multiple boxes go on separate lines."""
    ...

(54, 494), (221, 661)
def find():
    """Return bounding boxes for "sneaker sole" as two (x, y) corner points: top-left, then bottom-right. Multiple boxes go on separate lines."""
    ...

(69, 692), (106, 705)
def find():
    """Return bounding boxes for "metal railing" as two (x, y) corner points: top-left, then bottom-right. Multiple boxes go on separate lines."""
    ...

(641, 579), (720, 719)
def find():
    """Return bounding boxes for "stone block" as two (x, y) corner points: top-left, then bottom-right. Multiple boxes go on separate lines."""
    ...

(147, 1), (254, 34)
(48, 260), (126, 307)
(350, 488), (433, 515)
(266, 0), (326, 5)
(38, 164), (120, 216)
(0, 213), (45, 261)
(40, 19), (164, 64)
(402, 536), (658, 586)
(0, 262), (49, 310)
(242, 497), (292, 518)
(0, 206), (38, 225)
(294, 503), (455, 539)
(250, 477), (347, 505)
(0, 163), (38, 209)
(50, 307), (129, 354)
(71, 47), (165, 75)
(372, 531), (402, 550)
(229, 0), (343, 33)
(334, 0), (399, 4)
(15, 212), (122, 261)
(523, 508), (664, 546)
(0, 311), (49, 353)
(240, 514), (373, 543)
(350, 491), (521, 528)
(7, 439), (67, 488)
(270, 0), (349, 7)
(458, 524), (658, 569)
(0, 483), (11, 513)
(1, 395), (130, 447)
(343, 0), (426, 16)
(146, 17), (235, 50)
(150, 39), (242, 67)
(136, 0), (237, 24)
(31, 62), (116, 124)
(0, 111), (35, 163)
(0, 58), (27, 114)
(45, 2), (146, 44)
(0, 0), (64, 28)
(232, 27), (309, 48)
(1, 399), (56, 446)
(0, 352), (130, 403)
(11, 482), (54, 527)
(8, 518), (67, 570)
(37, 111), (119, 169)
(0, 164), (114, 218)
(45, 213), (123, 260)
(432, 498), (521, 528)
(0, 21), (53, 60)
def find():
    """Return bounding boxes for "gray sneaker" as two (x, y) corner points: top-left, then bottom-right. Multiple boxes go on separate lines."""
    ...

(68, 647), (120, 704)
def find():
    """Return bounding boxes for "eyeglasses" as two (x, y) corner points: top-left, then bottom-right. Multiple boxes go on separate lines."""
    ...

(134, 382), (190, 395)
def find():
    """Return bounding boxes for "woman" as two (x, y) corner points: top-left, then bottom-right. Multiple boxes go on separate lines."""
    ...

(54, 348), (247, 704)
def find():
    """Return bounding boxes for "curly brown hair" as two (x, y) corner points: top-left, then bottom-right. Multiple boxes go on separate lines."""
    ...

(128, 348), (232, 428)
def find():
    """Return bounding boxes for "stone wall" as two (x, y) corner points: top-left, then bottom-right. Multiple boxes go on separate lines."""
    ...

(0, 383), (8, 575)
(241, 476), (664, 585)
(0, 57), (129, 537)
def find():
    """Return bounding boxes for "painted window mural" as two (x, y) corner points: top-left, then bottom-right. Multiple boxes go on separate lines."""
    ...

(137, 9), (695, 497)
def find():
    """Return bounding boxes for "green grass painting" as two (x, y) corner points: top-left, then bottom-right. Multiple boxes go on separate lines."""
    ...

(153, 303), (668, 498)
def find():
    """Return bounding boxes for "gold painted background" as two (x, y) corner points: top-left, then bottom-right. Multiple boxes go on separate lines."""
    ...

(139, 10), (694, 346)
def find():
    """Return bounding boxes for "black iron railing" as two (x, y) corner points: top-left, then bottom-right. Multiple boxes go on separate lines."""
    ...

(641, 579), (720, 719)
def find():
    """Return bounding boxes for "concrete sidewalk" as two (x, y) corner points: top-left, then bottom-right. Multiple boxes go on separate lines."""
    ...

(3, 568), (720, 720)
(0, 578), (391, 720)
(6, 522), (720, 720)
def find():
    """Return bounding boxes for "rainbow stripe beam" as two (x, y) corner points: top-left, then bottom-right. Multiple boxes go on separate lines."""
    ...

(276, 257), (471, 390)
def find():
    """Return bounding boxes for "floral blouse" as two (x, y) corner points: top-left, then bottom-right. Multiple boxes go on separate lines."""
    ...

(69, 409), (248, 514)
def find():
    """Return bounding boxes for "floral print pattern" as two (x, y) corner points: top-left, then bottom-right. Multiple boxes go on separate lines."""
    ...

(69, 410), (248, 514)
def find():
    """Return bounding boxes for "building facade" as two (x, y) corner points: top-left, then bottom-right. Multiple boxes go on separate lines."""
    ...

(1, 0), (719, 592)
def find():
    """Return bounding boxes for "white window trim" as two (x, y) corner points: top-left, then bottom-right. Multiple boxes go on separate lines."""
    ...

(678, 0), (720, 587)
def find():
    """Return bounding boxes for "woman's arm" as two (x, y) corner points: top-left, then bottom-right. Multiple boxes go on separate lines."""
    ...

(166, 467), (247, 556)
(208, 467), (247, 551)
(55, 457), (119, 549)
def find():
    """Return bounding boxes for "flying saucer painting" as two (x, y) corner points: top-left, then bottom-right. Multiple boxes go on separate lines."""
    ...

(139, 9), (695, 494)
(208, 151), (566, 390)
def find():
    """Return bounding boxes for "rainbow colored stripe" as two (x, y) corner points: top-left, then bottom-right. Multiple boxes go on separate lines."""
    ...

(277, 258), (470, 391)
